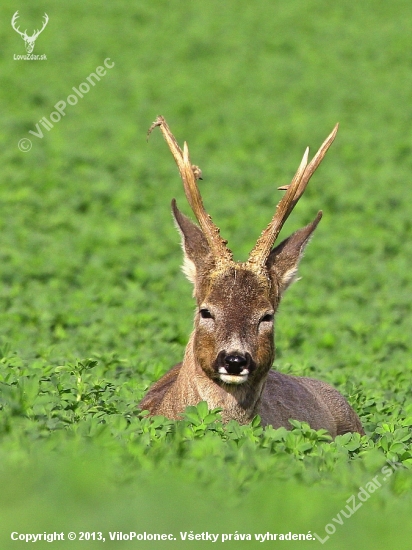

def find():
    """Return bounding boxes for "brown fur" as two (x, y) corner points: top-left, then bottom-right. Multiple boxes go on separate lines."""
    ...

(140, 265), (364, 437)
(141, 357), (364, 436)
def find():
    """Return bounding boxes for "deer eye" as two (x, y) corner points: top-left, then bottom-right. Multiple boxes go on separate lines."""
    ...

(260, 313), (274, 323)
(199, 308), (213, 319)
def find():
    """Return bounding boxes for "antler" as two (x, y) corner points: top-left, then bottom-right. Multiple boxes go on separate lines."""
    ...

(11, 11), (27, 38)
(11, 11), (48, 40)
(148, 116), (233, 264)
(32, 13), (49, 40)
(247, 124), (338, 268)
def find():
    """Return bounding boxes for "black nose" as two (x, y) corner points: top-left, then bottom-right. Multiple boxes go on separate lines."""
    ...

(224, 354), (248, 374)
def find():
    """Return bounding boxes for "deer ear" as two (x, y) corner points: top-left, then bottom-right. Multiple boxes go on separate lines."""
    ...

(266, 212), (322, 295)
(172, 199), (212, 284)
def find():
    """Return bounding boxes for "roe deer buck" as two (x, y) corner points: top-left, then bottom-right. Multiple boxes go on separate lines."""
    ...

(140, 116), (364, 438)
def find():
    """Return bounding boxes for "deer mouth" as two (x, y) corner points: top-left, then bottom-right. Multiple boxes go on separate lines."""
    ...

(219, 372), (249, 384)
(214, 351), (255, 384)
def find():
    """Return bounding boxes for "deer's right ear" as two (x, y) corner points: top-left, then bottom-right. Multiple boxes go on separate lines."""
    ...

(266, 212), (322, 295)
(172, 199), (212, 284)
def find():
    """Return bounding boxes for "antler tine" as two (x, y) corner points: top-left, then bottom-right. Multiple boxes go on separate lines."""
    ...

(247, 123), (338, 267)
(295, 123), (339, 201)
(148, 116), (203, 180)
(33, 14), (49, 38)
(148, 116), (233, 263)
(11, 11), (26, 37)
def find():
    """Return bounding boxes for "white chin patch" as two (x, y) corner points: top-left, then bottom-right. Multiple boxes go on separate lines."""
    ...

(218, 368), (249, 385)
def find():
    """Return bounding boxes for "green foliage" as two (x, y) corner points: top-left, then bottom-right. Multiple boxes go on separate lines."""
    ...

(1, 354), (411, 495)
(1, 0), (412, 547)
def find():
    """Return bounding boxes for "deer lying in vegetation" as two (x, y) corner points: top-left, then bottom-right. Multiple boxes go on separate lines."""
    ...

(140, 116), (364, 438)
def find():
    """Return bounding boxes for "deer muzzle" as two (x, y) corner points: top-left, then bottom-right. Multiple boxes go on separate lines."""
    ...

(213, 350), (256, 384)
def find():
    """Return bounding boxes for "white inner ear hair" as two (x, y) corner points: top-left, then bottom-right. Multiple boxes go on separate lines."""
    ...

(182, 256), (197, 285)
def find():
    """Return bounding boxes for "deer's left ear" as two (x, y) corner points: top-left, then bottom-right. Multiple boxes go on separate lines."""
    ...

(266, 212), (322, 295)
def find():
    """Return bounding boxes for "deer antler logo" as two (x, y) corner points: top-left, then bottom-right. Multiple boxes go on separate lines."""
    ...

(11, 11), (49, 54)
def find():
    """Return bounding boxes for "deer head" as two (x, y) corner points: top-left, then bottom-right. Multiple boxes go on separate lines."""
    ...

(148, 117), (337, 399)
(11, 11), (49, 54)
